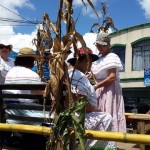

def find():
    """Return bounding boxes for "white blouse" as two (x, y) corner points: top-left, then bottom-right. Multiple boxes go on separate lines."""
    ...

(91, 53), (123, 80)
(4, 66), (41, 103)
(0, 56), (14, 84)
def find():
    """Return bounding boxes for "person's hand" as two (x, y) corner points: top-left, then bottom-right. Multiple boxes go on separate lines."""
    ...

(93, 84), (98, 90)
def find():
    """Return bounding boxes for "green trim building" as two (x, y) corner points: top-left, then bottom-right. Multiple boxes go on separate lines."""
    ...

(110, 23), (150, 105)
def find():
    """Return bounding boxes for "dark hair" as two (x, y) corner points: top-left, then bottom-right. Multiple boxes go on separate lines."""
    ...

(0, 44), (11, 51)
(78, 55), (89, 61)
(67, 55), (91, 66)
(15, 57), (35, 68)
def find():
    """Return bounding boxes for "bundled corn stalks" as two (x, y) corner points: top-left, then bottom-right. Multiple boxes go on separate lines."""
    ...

(33, 0), (117, 150)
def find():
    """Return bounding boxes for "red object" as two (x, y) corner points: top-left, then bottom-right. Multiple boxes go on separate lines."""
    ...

(126, 115), (133, 123)
(78, 47), (93, 56)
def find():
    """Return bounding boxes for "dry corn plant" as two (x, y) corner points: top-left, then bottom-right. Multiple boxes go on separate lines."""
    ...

(33, 0), (107, 150)
(90, 1), (118, 34)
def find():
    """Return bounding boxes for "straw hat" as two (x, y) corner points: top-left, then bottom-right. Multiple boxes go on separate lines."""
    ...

(16, 47), (38, 60)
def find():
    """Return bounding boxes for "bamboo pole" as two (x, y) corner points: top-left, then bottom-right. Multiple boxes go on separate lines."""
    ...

(85, 130), (150, 144)
(125, 113), (150, 117)
(0, 123), (150, 144)
(0, 123), (53, 135)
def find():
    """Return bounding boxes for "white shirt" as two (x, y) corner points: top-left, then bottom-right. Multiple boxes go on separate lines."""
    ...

(0, 56), (14, 84)
(4, 66), (41, 103)
(68, 69), (97, 108)
(91, 53), (123, 80)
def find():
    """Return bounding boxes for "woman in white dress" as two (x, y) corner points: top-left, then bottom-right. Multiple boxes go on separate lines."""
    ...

(91, 31), (126, 132)
(0, 42), (14, 84)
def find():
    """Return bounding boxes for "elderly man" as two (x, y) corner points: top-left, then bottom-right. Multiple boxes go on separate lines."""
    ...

(67, 47), (116, 150)
(4, 47), (42, 106)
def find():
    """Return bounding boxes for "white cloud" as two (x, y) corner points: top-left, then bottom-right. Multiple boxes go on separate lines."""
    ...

(73, 0), (101, 19)
(137, 0), (150, 19)
(66, 29), (114, 63)
(82, 29), (113, 55)
(12, 0), (35, 9)
(81, 32), (98, 54)
(0, 26), (15, 40)
(0, 0), (113, 55)
(0, 0), (101, 54)
(0, 0), (35, 25)
(0, 0), (36, 52)
(73, 0), (84, 6)
(9, 33), (37, 53)
(0, 27), (37, 53)
(67, 32), (98, 60)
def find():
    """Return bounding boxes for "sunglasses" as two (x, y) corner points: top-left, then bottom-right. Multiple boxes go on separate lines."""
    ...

(0, 44), (11, 50)
(95, 43), (107, 48)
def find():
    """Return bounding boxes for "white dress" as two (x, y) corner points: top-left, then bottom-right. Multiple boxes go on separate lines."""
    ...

(68, 69), (116, 149)
(0, 56), (14, 84)
(91, 53), (126, 132)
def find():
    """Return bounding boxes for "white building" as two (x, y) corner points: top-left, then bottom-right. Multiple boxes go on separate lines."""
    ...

(110, 23), (150, 107)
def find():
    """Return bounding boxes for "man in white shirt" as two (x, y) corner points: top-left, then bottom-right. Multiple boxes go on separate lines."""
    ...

(4, 47), (49, 124)
(3, 47), (48, 149)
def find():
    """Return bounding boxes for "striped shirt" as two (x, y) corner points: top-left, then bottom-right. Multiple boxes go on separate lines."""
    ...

(4, 66), (41, 103)
(68, 69), (97, 108)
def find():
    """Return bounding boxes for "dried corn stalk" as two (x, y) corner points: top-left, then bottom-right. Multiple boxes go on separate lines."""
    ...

(33, 0), (101, 150)
(90, 1), (118, 33)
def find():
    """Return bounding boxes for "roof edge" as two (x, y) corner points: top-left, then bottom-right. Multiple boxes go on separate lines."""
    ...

(110, 22), (150, 36)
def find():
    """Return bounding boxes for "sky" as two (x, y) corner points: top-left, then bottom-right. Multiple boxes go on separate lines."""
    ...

(0, 0), (150, 54)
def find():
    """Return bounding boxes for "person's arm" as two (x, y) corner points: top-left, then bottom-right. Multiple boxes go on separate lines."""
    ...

(93, 68), (116, 90)
(72, 93), (99, 112)
(86, 102), (100, 112)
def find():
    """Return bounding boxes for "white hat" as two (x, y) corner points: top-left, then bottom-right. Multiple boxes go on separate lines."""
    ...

(95, 31), (111, 46)
(0, 41), (13, 51)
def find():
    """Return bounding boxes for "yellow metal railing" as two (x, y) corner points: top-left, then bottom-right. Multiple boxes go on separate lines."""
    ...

(125, 112), (150, 117)
(0, 113), (150, 145)
(85, 130), (150, 144)
(0, 123), (52, 135)
(0, 122), (150, 145)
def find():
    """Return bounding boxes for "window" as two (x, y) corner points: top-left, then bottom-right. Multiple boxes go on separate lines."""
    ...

(132, 39), (150, 71)
(111, 45), (125, 72)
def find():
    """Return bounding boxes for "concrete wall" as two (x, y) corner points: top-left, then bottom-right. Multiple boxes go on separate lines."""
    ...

(110, 23), (150, 88)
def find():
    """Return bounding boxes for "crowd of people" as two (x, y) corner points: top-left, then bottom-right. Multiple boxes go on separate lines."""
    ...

(0, 31), (126, 150)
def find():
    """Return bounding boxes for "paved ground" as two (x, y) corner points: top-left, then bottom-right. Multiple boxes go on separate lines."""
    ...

(117, 142), (150, 150)
(2, 147), (21, 150)
(3, 141), (150, 150)
(117, 142), (140, 150)
(2, 143), (141, 150)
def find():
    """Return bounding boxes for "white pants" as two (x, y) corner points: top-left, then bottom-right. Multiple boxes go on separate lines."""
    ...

(85, 112), (116, 149)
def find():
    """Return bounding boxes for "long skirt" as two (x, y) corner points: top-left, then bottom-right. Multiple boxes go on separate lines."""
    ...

(96, 80), (126, 132)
